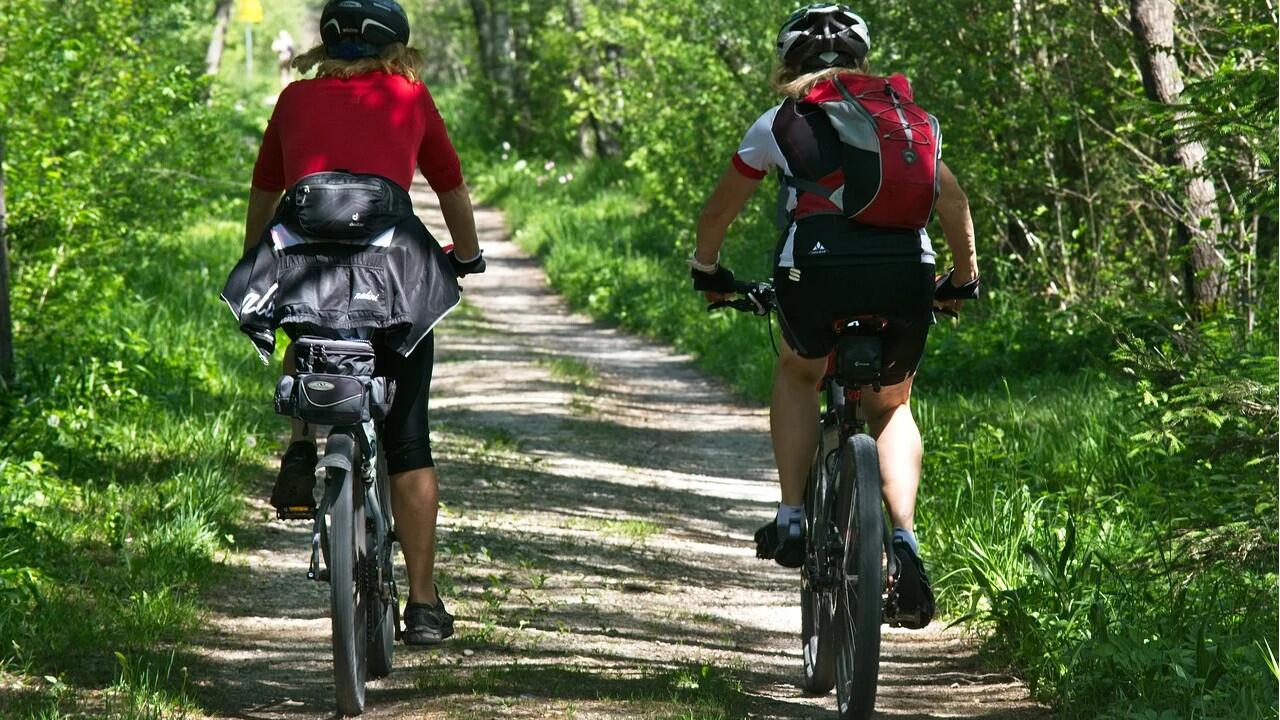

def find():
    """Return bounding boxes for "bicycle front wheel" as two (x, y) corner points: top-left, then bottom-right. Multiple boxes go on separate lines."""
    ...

(367, 449), (395, 680)
(833, 433), (883, 720)
(323, 431), (368, 716)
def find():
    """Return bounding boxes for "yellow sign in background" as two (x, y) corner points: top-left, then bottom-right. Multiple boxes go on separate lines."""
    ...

(235, 0), (264, 24)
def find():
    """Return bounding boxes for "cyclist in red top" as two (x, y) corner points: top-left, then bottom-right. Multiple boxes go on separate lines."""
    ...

(689, 4), (980, 628)
(241, 0), (482, 645)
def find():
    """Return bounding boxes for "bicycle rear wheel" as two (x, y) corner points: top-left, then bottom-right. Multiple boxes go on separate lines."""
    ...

(323, 431), (368, 716)
(833, 433), (883, 720)
(801, 448), (837, 694)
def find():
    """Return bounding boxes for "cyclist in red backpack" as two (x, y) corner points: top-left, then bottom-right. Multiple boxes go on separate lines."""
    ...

(688, 3), (980, 628)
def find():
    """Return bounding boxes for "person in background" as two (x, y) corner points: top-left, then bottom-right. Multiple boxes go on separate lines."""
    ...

(271, 29), (295, 89)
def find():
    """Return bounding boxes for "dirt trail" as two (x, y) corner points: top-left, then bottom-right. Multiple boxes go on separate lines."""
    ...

(190, 190), (1050, 719)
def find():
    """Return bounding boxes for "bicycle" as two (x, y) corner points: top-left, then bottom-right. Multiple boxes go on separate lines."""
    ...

(272, 334), (400, 716)
(710, 273), (975, 720)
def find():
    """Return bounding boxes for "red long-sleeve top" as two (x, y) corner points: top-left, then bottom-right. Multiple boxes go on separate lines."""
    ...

(251, 71), (463, 193)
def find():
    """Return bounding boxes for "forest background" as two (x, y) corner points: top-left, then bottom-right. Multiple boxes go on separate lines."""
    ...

(0, 0), (1275, 718)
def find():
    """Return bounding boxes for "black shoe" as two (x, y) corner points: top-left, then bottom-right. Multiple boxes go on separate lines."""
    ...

(270, 441), (317, 514)
(754, 516), (805, 569)
(890, 538), (935, 629)
(403, 595), (454, 645)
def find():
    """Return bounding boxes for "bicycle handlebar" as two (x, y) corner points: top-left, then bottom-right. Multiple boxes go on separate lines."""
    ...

(706, 281), (775, 316)
(705, 273), (978, 320)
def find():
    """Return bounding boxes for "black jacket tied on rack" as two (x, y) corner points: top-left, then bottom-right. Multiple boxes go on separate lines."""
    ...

(221, 173), (459, 362)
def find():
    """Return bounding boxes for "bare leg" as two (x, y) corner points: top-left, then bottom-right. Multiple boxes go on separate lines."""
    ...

(391, 467), (440, 605)
(861, 378), (921, 531)
(770, 341), (828, 506)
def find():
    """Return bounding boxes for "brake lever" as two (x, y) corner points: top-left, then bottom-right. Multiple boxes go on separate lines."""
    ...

(933, 306), (959, 319)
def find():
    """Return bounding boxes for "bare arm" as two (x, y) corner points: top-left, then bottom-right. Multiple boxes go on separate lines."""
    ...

(437, 182), (481, 259)
(244, 187), (283, 255)
(934, 160), (978, 283)
(694, 167), (762, 268)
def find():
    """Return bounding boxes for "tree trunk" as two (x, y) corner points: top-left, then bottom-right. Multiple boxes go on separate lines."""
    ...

(1129, 0), (1225, 311)
(468, 0), (517, 119)
(205, 0), (234, 76)
(0, 130), (13, 383)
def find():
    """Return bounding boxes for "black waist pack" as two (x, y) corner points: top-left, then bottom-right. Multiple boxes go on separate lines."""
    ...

(280, 171), (413, 240)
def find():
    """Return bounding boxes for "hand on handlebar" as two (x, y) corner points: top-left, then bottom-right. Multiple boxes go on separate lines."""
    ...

(705, 280), (774, 316)
(933, 267), (980, 318)
(448, 249), (487, 278)
(690, 264), (737, 302)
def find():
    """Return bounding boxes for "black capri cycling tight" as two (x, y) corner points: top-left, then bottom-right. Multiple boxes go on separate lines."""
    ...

(773, 262), (935, 386)
(374, 331), (435, 474)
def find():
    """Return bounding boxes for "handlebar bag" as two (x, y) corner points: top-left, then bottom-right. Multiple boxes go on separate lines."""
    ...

(273, 374), (397, 425)
(274, 337), (397, 425)
(293, 373), (370, 425)
(279, 171), (413, 240)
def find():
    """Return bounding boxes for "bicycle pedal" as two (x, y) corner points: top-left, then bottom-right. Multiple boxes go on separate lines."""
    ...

(276, 506), (316, 521)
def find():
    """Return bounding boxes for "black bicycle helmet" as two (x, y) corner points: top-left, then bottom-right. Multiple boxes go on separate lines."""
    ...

(320, 0), (410, 60)
(776, 4), (870, 71)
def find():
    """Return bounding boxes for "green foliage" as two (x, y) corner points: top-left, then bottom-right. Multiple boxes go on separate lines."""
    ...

(0, 218), (274, 691)
(0, 0), (277, 708)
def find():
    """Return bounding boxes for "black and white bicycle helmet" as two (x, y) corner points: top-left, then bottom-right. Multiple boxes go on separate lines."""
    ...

(776, 4), (870, 71)
(320, 0), (410, 59)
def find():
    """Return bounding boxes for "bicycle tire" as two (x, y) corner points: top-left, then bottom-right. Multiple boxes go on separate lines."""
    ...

(324, 431), (368, 716)
(833, 433), (883, 720)
(801, 445), (837, 694)
(367, 450), (395, 680)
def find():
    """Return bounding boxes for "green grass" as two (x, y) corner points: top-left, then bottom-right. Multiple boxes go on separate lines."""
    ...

(0, 214), (276, 716)
(469, 151), (1279, 719)
(414, 661), (745, 719)
(538, 356), (598, 386)
(563, 517), (665, 543)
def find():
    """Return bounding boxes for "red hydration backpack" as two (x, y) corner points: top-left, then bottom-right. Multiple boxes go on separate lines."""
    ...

(785, 73), (940, 230)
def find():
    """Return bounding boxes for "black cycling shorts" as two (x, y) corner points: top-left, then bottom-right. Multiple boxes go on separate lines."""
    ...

(374, 332), (435, 474)
(773, 262), (935, 386)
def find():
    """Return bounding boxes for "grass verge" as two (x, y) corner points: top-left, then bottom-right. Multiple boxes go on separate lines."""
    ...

(0, 212), (275, 718)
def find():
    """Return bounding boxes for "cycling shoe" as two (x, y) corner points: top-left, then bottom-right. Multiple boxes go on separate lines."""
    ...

(403, 594), (454, 645)
(889, 537), (936, 629)
(270, 441), (317, 516)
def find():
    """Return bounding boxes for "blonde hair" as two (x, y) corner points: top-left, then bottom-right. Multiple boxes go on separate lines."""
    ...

(771, 60), (870, 99)
(293, 43), (425, 83)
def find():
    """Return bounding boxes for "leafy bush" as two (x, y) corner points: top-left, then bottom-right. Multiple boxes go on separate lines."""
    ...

(0, 0), (276, 708)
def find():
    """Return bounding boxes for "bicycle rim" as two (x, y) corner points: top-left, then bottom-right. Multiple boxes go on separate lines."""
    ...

(326, 433), (368, 715)
(833, 433), (883, 720)
(367, 449), (395, 679)
(801, 444), (837, 694)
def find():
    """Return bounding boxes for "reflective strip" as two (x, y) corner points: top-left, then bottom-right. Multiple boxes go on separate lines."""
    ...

(917, 228), (937, 263)
(270, 223), (396, 250)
